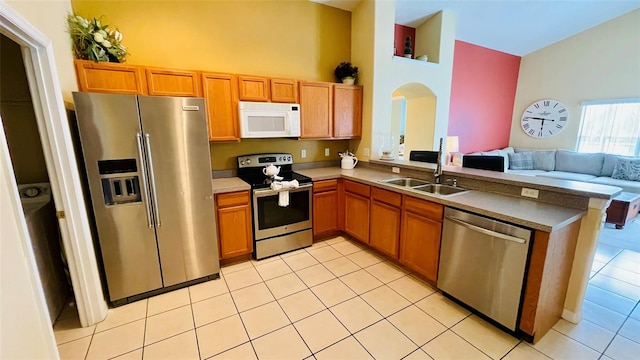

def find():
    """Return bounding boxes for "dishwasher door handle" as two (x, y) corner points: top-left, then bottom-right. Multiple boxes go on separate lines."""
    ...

(445, 216), (528, 244)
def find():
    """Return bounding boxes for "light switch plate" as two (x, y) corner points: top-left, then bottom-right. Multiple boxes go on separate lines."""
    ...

(521, 188), (539, 198)
(301, 149), (306, 158)
(392, 167), (400, 174)
(364, 148), (370, 156)
(325, 148), (330, 156)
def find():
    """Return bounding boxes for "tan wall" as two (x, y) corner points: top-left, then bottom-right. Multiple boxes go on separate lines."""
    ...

(6, 0), (78, 104)
(72, 0), (352, 169)
(0, 34), (49, 184)
(510, 9), (640, 150)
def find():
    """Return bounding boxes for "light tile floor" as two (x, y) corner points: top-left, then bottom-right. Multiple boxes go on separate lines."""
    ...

(55, 230), (640, 360)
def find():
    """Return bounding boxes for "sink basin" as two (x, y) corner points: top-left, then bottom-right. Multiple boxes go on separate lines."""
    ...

(413, 184), (468, 195)
(381, 178), (429, 187)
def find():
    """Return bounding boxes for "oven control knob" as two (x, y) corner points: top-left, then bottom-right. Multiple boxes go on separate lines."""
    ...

(241, 160), (245, 165)
(287, 156), (291, 161)
(246, 159), (251, 164)
(280, 157), (284, 161)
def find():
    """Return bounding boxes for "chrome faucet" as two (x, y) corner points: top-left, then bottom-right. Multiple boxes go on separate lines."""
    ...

(434, 137), (443, 184)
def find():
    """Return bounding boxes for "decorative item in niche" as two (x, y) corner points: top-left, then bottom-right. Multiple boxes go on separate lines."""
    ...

(67, 14), (128, 63)
(404, 36), (412, 58)
(334, 62), (358, 85)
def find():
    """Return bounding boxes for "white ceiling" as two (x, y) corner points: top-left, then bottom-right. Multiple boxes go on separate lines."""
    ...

(313, 0), (640, 56)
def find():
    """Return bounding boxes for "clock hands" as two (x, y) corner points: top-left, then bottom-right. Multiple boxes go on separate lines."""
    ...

(523, 117), (555, 121)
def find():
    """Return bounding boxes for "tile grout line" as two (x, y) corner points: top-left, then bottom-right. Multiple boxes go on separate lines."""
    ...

(186, 287), (204, 360)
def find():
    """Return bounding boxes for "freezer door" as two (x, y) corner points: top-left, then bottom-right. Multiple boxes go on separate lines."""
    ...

(138, 96), (219, 286)
(72, 92), (162, 301)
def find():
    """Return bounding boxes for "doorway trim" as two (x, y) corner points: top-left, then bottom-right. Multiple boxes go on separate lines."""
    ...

(0, 2), (107, 328)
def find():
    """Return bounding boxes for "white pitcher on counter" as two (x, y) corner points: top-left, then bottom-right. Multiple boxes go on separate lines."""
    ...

(340, 151), (358, 170)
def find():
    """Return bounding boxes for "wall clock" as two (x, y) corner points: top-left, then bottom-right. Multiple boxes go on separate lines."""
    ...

(521, 99), (568, 138)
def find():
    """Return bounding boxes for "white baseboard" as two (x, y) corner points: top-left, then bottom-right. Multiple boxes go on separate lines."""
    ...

(562, 308), (582, 323)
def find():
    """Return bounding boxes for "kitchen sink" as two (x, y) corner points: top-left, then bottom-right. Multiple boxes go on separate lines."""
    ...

(413, 184), (468, 195)
(381, 178), (429, 187)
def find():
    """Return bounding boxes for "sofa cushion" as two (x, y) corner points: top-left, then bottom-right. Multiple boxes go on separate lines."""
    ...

(601, 153), (621, 177)
(508, 152), (534, 170)
(588, 177), (640, 194)
(555, 150), (604, 176)
(536, 171), (597, 182)
(515, 148), (557, 171)
(612, 158), (640, 181)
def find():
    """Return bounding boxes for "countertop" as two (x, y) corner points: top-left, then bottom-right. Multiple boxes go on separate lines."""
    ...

(296, 167), (586, 232)
(211, 177), (250, 194)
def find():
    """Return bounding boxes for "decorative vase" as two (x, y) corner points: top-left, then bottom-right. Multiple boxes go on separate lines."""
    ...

(342, 77), (355, 85)
(404, 36), (412, 59)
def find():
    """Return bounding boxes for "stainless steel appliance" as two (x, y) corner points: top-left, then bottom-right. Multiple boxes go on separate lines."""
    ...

(73, 92), (219, 305)
(237, 153), (312, 259)
(438, 207), (532, 332)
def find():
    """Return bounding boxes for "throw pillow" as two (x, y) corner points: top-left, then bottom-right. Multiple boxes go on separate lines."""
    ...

(508, 152), (534, 170)
(612, 158), (640, 181)
(532, 150), (557, 171)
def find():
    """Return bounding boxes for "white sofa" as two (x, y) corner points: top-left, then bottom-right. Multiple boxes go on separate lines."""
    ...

(462, 147), (640, 194)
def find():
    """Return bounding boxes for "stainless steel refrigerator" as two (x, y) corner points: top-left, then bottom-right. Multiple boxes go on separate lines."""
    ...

(73, 92), (219, 304)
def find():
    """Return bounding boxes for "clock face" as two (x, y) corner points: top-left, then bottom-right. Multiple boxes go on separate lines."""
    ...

(521, 99), (568, 138)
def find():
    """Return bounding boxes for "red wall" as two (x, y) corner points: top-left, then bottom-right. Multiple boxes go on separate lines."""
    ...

(448, 41), (521, 153)
(394, 24), (415, 57)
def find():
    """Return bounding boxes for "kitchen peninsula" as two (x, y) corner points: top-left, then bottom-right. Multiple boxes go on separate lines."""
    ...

(290, 160), (619, 343)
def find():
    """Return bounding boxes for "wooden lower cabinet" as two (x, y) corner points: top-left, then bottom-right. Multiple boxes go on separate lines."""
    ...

(343, 180), (371, 244)
(369, 188), (401, 258)
(215, 191), (252, 259)
(399, 196), (443, 282)
(313, 180), (339, 238)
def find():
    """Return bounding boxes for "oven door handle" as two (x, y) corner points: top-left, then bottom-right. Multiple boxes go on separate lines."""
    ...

(253, 183), (313, 197)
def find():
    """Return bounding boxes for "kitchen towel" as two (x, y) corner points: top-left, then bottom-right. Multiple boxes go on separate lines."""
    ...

(270, 179), (299, 207)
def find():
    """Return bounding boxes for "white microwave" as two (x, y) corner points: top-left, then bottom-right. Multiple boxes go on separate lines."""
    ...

(239, 101), (301, 138)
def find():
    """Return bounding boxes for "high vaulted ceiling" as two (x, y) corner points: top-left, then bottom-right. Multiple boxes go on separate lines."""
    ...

(312, 0), (640, 56)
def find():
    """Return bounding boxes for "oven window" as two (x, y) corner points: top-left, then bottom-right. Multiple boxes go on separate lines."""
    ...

(256, 190), (310, 230)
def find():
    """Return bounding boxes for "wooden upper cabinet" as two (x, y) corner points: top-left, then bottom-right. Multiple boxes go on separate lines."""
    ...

(145, 67), (201, 97)
(238, 75), (270, 102)
(299, 81), (333, 139)
(201, 72), (240, 141)
(334, 84), (363, 138)
(74, 59), (147, 95)
(271, 78), (298, 103)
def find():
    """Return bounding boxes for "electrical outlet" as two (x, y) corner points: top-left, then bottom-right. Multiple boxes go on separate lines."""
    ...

(521, 187), (539, 199)
(301, 149), (306, 158)
(392, 167), (400, 174)
(325, 148), (330, 156)
(364, 148), (370, 156)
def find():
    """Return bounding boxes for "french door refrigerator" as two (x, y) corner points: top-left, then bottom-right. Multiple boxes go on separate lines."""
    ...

(73, 92), (219, 305)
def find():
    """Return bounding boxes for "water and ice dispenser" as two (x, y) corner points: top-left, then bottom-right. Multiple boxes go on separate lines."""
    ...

(98, 159), (142, 205)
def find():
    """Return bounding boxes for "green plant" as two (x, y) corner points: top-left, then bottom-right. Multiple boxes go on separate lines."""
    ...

(66, 14), (128, 63)
(334, 62), (358, 81)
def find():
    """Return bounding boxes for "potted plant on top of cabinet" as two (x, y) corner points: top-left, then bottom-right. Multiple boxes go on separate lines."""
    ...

(334, 62), (358, 85)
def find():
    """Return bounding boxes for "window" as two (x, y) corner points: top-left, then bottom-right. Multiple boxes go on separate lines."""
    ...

(577, 99), (640, 156)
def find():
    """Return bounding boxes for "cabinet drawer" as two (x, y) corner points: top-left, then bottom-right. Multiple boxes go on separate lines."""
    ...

(371, 187), (401, 207)
(314, 179), (338, 193)
(403, 195), (443, 221)
(344, 180), (370, 197)
(216, 191), (250, 208)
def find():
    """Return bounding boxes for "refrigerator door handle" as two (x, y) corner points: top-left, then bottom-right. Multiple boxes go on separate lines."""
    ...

(136, 133), (154, 228)
(144, 133), (162, 227)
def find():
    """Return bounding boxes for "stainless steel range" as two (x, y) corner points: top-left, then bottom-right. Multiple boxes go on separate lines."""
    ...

(237, 153), (313, 259)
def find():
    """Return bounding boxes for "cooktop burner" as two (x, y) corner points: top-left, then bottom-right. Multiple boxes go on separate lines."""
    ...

(236, 153), (312, 190)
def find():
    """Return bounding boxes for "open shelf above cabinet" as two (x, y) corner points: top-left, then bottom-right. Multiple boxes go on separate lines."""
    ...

(392, 56), (440, 68)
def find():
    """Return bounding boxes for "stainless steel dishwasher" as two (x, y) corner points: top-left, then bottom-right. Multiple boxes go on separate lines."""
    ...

(438, 207), (532, 332)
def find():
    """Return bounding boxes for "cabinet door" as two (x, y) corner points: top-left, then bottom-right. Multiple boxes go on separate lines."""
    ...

(333, 84), (363, 138)
(74, 59), (146, 94)
(201, 72), (239, 141)
(299, 81), (333, 138)
(399, 211), (442, 282)
(145, 68), (201, 97)
(344, 192), (370, 244)
(370, 200), (401, 258)
(271, 78), (298, 103)
(216, 191), (253, 260)
(238, 75), (270, 102)
(313, 190), (338, 238)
